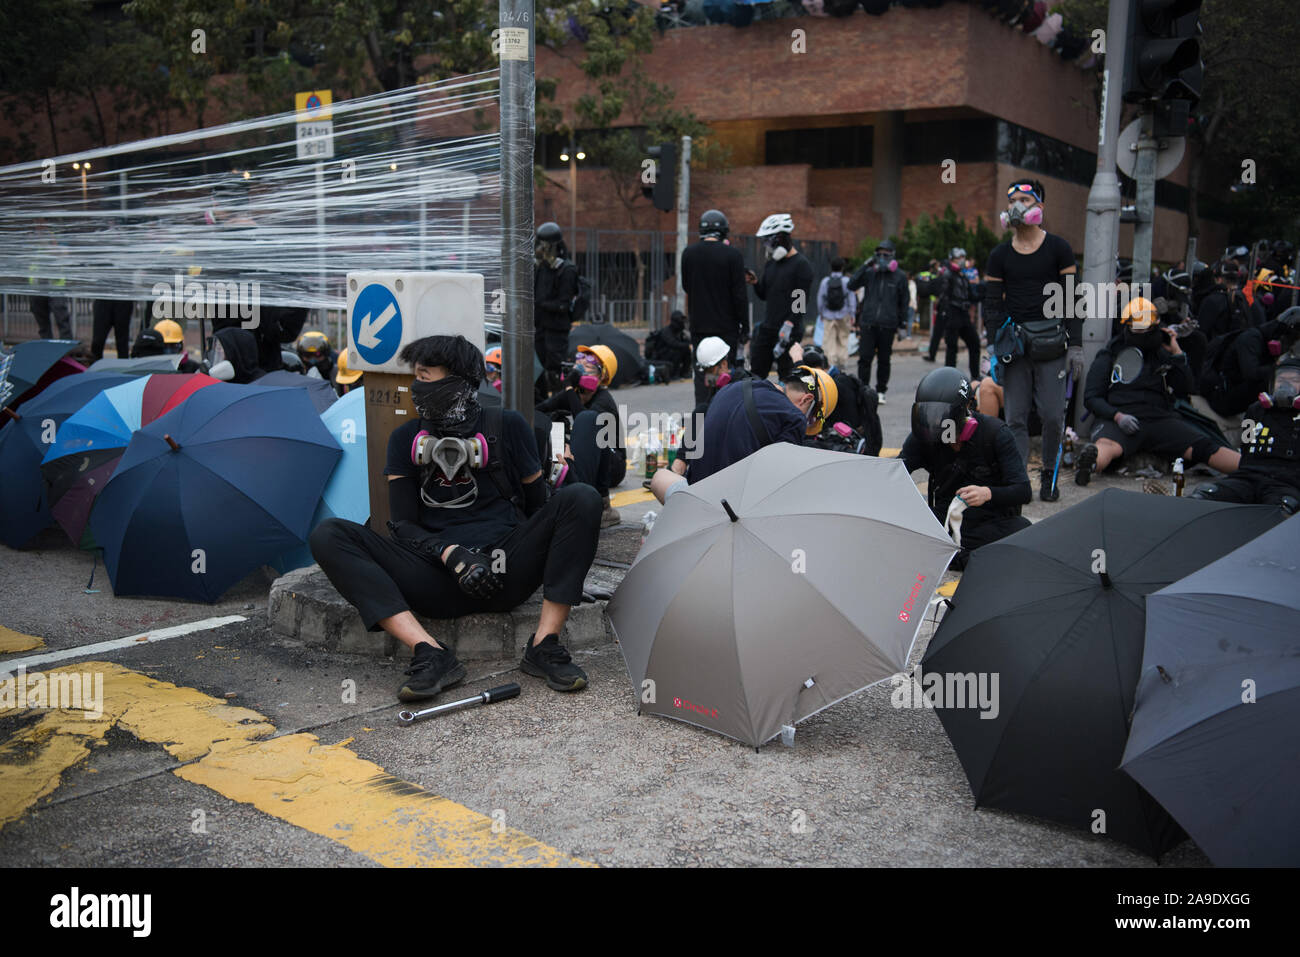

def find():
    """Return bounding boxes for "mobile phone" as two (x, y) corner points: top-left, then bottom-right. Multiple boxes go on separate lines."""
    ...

(551, 421), (566, 459)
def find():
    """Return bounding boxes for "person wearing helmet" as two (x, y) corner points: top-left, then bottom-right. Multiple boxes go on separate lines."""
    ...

(902, 367), (1031, 571)
(848, 241), (908, 402)
(538, 344), (625, 526)
(534, 221), (579, 400)
(983, 178), (1078, 501)
(147, 318), (202, 372)
(297, 330), (336, 381)
(1190, 355), (1300, 514)
(793, 342), (881, 453)
(681, 209), (750, 406)
(749, 213), (815, 381)
(310, 334), (602, 702)
(334, 347), (363, 395)
(1076, 298), (1240, 486)
(1197, 260), (1251, 341)
(483, 346), (503, 392)
(1202, 306), (1300, 418)
(688, 334), (754, 420)
(644, 309), (692, 381)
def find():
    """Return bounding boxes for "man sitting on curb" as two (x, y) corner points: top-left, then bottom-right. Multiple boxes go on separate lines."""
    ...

(310, 335), (602, 702)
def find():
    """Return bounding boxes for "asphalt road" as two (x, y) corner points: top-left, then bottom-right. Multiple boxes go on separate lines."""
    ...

(0, 340), (1216, 867)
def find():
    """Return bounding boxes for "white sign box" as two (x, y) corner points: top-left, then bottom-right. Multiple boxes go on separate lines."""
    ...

(345, 271), (485, 374)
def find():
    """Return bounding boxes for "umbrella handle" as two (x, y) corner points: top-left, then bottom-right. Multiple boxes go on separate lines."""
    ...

(164, 433), (181, 452)
(1, 406), (18, 422)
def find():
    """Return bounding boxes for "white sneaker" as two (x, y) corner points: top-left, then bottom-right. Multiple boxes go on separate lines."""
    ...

(878, 392), (887, 405)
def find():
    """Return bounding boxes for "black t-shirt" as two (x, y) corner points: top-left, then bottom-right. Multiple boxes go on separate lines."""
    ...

(384, 409), (540, 548)
(985, 232), (1078, 342)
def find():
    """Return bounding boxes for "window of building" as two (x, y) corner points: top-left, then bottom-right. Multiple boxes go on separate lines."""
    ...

(764, 125), (874, 169)
(903, 118), (997, 165)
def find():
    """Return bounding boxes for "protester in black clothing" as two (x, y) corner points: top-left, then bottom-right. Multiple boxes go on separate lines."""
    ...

(310, 335), (601, 702)
(1196, 261), (1251, 342)
(537, 344), (625, 527)
(1202, 310), (1300, 417)
(848, 239), (908, 404)
(902, 367), (1031, 571)
(934, 247), (980, 381)
(91, 299), (134, 361)
(1192, 357), (1300, 513)
(748, 213), (815, 381)
(207, 327), (265, 384)
(984, 178), (1078, 503)
(682, 210), (750, 406)
(1076, 310), (1240, 485)
(644, 310), (693, 380)
(533, 221), (579, 400)
(296, 330), (336, 381)
(796, 344), (882, 456)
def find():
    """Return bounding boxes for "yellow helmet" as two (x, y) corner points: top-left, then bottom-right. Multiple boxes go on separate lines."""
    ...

(793, 365), (838, 436)
(335, 348), (362, 385)
(153, 319), (184, 344)
(576, 344), (618, 386)
(1121, 296), (1158, 332)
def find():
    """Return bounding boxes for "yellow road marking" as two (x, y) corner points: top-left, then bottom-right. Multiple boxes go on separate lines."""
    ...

(880, 447), (901, 458)
(0, 625), (44, 655)
(611, 487), (654, 508)
(0, 662), (588, 867)
(936, 580), (959, 597)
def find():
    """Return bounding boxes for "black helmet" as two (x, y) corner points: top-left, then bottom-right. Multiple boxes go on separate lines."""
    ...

(536, 221), (563, 244)
(699, 209), (729, 239)
(130, 329), (166, 358)
(799, 344), (828, 369)
(876, 239), (896, 255)
(1278, 306), (1300, 331)
(912, 367), (975, 446)
(1190, 260), (1213, 294)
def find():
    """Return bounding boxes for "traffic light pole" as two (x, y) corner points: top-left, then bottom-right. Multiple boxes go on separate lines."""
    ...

(500, 0), (535, 424)
(1078, 0), (1131, 432)
(675, 135), (691, 316)
(1131, 108), (1159, 287)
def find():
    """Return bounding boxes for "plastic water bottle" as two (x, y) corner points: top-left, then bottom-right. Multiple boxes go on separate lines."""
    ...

(1173, 457), (1185, 496)
(640, 509), (657, 546)
(774, 320), (794, 358)
(647, 363), (657, 384)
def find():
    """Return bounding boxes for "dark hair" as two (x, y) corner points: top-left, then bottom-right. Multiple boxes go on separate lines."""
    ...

(399, 334), (485, 385)
(1008, 178), (1045, 202)
(831, 257), (847, 273)
(781, 372), (813, 396)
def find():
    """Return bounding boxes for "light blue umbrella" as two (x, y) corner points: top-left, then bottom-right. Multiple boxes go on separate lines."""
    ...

(272, 387), (369, 572)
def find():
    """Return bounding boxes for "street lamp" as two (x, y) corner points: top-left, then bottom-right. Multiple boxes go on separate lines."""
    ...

(560, 141), (585, 245)
(72, 161), (91, 205)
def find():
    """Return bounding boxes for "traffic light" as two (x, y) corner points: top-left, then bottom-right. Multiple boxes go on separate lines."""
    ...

(642, 142), (676, 212)
(1123, 0), (1203, 105)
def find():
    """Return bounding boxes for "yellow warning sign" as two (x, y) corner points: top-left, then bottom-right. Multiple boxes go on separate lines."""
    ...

(295, 90), (333, 122)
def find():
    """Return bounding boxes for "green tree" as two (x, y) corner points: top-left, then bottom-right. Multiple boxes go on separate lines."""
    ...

(852, 206), (1008, 275)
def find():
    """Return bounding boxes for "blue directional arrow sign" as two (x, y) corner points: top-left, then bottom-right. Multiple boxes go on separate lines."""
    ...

(351, 283), (402, 367)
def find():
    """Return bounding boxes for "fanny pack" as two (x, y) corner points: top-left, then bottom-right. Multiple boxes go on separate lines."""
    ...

(991, 318), (1025, 365)
(1018, 318), (1068, 362)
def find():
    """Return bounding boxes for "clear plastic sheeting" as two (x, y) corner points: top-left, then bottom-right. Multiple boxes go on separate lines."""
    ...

(0, 73), (503, 322)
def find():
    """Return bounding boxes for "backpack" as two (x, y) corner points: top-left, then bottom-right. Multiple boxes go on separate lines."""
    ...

(825, 275), (847, 312)
(1198, 328), (1249, 397)
(476, 406), (528, 520)
(570, 273), (593, 324)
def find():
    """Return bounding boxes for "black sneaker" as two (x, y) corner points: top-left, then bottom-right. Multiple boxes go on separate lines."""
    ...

(398, 642), (467, 702)
(1039, 469), (1060, 502)
(521, 633), (588, 692)
(1074, 443), (1098, 487)
(922, 354), (936, 363)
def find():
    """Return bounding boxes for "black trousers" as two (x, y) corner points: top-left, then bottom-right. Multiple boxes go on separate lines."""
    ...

(309, 483), (603, 632)
(750, 324), (799, 380)
(570, 409), (627, 498)
(944, 313), (981, 381)
(31, 296), (72, 339)
(535, 327), (570, 397)
(91, 299), (134, 360)
(951, 511), (1031, 570)
(857, 325), (896, 393)
(1194, 468), (1300, 510)
(927, 309), (948, 360)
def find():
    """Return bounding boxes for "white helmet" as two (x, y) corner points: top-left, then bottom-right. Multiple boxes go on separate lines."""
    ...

(756, 213), (795, 238)
(695, 336), (731, 370)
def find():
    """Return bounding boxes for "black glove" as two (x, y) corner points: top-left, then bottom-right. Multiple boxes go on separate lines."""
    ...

(443, 545), (503, 599)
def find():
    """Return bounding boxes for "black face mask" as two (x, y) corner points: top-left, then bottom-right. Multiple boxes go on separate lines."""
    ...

(411, 376), (480, 435)
(1124, 328), (1164, 353)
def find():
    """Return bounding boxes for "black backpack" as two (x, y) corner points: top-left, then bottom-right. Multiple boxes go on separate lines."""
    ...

(1198, 328), (1249, 397)
(825, 276), (847, 312)
(475, 406), (529, 520)
(570, 273), (593, 324)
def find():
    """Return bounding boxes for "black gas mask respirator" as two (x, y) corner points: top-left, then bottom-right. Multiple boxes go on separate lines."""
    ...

(409, 376), (486, 509)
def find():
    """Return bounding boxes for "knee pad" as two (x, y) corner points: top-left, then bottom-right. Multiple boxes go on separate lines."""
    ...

(1186, 437), (1222, 467)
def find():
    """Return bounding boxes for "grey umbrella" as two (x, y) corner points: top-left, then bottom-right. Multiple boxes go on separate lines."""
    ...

(87, 354), (182, 375)
(608, 443), (956, 748)
(1120, 514), (1300, 866)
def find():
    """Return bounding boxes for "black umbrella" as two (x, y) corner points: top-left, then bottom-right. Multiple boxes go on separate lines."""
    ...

(569, 322), (646, 388)
(1121, 515), (1300, 866)
(256, 369), (338, 414)
(922, 489), (1285, 857)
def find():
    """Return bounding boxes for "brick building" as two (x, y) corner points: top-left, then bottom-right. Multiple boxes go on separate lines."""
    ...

(536, 3), (1227, 264)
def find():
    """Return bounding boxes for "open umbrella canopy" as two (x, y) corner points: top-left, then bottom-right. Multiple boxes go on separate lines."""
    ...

(89, 382), (342, 602)
(87, 354), (183, 375)
(1121, 514), (1300, 867)
(922, 489), (1285, 857)
(609, 443), (956, 748)
(256, 369), (338, 414)
(2, 339), (80, 399)
(270, 387), (368, 573)
(0, 373), (137, 548)
(569, 322), (646, 388)
(39, 372), (219, 544)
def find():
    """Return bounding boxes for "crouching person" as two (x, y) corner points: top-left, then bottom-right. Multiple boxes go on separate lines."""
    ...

(1192, 356), (1300, 513)
(310, 335), (602, 702)
(903, 368), (1032, 570)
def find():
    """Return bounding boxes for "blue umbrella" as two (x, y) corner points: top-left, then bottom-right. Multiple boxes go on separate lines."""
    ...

(0, 373), (136, 548)
(271, 387), (369, 573)
(257, 369), (338, 414)
(90, 383), (342, 602)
